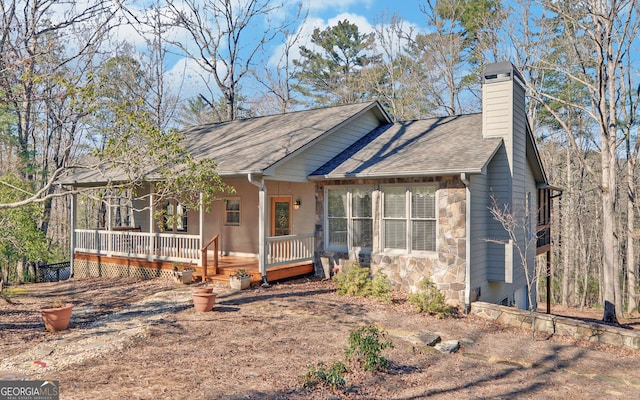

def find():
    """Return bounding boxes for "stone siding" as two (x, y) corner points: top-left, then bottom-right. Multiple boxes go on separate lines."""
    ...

(314, 177), (467, 307)
(471, 302), (640, 351)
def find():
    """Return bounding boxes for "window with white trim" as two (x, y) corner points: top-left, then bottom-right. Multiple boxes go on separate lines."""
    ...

(383, 185), (436, 252)
(225, 198), (241, 226)
(326, 187), (373, 250)
(164, 200), (188, 232)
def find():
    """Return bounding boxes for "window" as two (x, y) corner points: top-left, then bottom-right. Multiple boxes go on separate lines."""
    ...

(383, 185), (436, 252)
(225, 198), (241, 226)
(164, 201), (188, 232)
(327, 188), (347, 247)
(326, 187), (373, 250)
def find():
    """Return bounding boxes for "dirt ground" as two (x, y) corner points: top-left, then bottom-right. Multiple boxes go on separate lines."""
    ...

(1, 277), (639, 399)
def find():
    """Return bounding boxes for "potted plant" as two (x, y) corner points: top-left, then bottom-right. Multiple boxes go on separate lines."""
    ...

(230, 269), (251, 290)
(192, 290), (217, 312)
(41, 299), (73, 332)
(173, 263), (193, 284)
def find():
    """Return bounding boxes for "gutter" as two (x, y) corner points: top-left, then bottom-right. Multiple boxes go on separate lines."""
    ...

(308, 168), (486, 181)
(460, 172), (472, 314)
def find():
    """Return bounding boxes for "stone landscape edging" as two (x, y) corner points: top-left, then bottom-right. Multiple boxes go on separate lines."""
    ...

(470, 301), (640, 351)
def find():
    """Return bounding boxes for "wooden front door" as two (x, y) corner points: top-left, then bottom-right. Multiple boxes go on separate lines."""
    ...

(271, 197), (291, 236)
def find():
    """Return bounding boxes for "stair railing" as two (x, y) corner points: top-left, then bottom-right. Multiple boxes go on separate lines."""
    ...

(200, 234), (219, 280)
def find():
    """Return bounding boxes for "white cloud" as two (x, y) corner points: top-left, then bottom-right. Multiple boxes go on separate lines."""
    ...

(165, 57), (224, 101)
(301, 0), (374, 12)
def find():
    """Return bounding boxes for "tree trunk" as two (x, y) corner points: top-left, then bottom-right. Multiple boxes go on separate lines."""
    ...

(562, 146), (571, 306)
(601, 137), (619, 324)
(628, 158), (638, 314)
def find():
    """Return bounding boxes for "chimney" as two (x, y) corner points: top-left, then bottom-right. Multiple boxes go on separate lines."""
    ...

(482, 61), (527, 177)
(482, 62), (528, 285)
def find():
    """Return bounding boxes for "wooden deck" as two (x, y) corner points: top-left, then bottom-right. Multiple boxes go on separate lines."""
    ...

(196, 255), (315, 285)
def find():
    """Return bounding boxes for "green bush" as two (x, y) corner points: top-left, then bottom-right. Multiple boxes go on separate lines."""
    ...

(300, 361), (347, 389)
(408, 278), (457, 318)
(345, 325), (394, 372)
(334, 262), (392, 303)
(371, 272), (393, 303)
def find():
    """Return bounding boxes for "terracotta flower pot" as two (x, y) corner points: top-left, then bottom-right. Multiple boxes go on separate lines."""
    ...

(41, 303), (73, 332)
(192, 292), (216, 312)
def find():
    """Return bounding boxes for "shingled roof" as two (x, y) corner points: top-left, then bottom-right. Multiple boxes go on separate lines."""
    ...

(64, 101), (387, 184)
(310, 113), (502, 179)
(181, 101), (386, 176)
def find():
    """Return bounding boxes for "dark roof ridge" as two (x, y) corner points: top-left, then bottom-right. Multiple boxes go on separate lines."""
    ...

(394, 112), (482, 124)
(184, 100), (379, 130)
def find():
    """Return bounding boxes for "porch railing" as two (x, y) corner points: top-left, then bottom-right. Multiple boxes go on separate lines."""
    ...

(200, 234), (220, 279)
(266, 233), (315, 268)
(75, 229), (200, 264)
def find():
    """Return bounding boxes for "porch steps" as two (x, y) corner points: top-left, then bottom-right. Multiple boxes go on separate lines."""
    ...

(196, 260), (315, 285)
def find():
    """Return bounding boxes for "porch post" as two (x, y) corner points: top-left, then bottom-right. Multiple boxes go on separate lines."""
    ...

(248, 174), (268, 283)
(149, 184), (155, 261)
(106, 195), (112, 257)
(70, 192), (77, 277)
(199, 191), (205, 274)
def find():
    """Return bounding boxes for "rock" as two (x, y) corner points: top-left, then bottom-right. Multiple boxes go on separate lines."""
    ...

(416, 333), (442, 347)
(434, 340), (460, 354)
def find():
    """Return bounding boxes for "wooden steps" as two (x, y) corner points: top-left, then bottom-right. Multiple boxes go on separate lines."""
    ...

(193, 257), (314, 286)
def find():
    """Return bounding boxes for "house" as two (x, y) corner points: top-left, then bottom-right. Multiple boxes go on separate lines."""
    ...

(66, 61), (557, 311)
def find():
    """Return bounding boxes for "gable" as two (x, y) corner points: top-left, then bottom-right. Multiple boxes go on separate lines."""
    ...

(181, 101), (389, 178)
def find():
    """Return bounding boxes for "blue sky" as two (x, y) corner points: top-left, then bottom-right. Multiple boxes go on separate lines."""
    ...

(306, 0), (423, 25)
(107, 0), (431, 104)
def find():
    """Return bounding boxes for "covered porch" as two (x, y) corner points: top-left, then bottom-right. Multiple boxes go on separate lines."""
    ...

(73, 229), (316, 284)
(69, 176), (318, 284)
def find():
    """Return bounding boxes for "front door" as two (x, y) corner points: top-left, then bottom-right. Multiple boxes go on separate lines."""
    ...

(271, 197), (291, 236)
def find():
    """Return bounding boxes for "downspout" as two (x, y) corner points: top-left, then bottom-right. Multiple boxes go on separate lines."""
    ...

(248, 173), (268, 284)
(460, 173), (472, 314)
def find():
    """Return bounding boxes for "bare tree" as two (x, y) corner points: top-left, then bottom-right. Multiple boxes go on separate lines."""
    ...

(488, 194), (541, 337)
(0, 0), (118, 209)
(366, 12), (423, 121)
(166, 0), (290, 121)
(515, 0), (640, 322)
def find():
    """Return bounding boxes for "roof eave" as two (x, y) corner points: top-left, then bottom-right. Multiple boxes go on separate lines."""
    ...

(308, 168), (486, 181)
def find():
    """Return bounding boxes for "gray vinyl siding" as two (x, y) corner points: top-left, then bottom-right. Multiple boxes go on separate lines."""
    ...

(469, 173), (489, 300)
(269, 111), (381, 182)
(485, 145), (511, 282)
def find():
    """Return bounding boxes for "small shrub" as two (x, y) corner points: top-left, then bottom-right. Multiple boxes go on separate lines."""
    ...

(335, 262), (371, 296)
(408, 278), (457, 318)
(345, 325), (394, 372)
(300, 361), (347, 389)
(371, 272), (393, 304)
(335, 262), (392, 303)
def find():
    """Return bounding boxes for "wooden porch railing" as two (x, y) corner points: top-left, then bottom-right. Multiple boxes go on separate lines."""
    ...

(75, 229), (200, 263)
(200, 234), (219, 280)
(266, 233), (314, 268)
